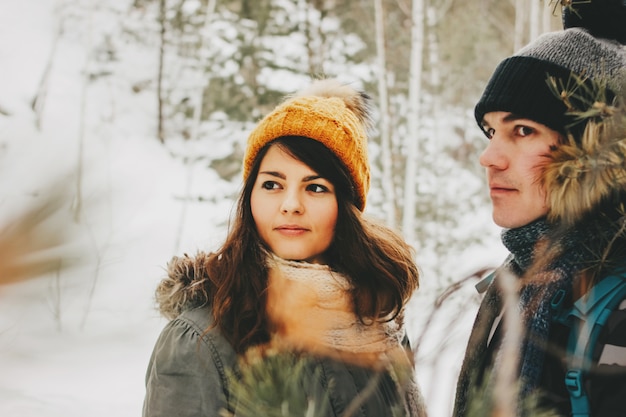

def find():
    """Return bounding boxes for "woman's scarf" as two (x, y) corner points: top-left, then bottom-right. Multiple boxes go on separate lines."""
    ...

(264, 252), (404, 357)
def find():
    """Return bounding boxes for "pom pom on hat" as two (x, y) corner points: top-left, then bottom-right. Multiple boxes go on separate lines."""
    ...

(562, 0), (626, 44)
(243, 79), (372, 211)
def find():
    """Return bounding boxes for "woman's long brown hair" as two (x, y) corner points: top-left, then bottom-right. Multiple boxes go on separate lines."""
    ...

(204, 136), (420, 354)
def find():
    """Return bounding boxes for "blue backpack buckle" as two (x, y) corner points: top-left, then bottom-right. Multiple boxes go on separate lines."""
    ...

(565, 370), (584, 397)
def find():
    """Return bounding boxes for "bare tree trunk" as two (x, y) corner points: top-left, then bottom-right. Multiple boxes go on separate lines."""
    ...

(49, 260), (63, 332)
(529, 0), (541, 41)
(301, 0), (314, 75)
(426, 7), (442, 167)
(73, 69), (88, 223)
(373, 0), (396, 227)
(72, 3), (94, 223)
(426, 5), (445, 264)
(80, 223), (106, 330)
(31, 19), (63, 130)
(401, 0), (425, 244)
(542, 0), (552, 33)
(174, 157), (192, 254)
(514, 0), (526, 51)
(157, 0), (166, 144)
(189, 0), (216, 142)
(173, 0), (217, 254)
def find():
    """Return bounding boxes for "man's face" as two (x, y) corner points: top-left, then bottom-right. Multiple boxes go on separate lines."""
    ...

(479, 111), (561, 229)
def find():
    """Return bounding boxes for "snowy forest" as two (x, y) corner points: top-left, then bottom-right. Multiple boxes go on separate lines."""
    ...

(0, 0), (563, 416)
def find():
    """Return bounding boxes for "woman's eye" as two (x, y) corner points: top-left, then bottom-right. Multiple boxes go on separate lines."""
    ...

(261, 181), (280, 190)
(307, 184), (329, 193)
(484, 127), (495, 139)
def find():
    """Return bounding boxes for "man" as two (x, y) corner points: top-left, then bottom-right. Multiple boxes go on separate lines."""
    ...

(453, 2), (626, 416)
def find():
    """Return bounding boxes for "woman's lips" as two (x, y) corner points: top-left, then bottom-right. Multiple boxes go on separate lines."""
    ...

(275, 225), (308, 236)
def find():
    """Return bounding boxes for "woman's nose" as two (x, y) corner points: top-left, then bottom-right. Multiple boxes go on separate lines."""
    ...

(280, 191), (304, 214)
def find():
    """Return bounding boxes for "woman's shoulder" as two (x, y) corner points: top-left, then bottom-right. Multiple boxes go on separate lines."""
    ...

(145, 305), (238, 417)
(150, 249), (238, 365)
(175, 306), (235, 356)
(153, 305), (237, 374)
(174, 305), (218, 338)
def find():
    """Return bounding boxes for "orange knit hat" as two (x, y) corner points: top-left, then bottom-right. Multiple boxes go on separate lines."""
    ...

(243, 79), (372, 211)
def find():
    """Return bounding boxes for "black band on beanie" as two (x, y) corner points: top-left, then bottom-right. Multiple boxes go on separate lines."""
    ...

(474, 56), (574, 135)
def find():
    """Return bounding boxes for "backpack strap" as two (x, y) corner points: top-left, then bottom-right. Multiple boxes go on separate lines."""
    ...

(557, 272), (626, 417)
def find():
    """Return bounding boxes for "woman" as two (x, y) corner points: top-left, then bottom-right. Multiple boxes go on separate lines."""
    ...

(143, 78), (427, 417)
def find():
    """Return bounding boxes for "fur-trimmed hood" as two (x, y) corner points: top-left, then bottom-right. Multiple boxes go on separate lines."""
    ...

(544, 83), (626, 225)
(155, 252), (213, 320)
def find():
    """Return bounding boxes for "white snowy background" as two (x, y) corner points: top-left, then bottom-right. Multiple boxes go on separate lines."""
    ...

(0, 1), (508, 416)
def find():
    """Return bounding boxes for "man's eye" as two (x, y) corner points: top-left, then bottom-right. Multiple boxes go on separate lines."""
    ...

(261, 181), (280, 190)
(484, 127), (495, 139)
(516, 126), (534, 136)
(307, 184), (329, 193)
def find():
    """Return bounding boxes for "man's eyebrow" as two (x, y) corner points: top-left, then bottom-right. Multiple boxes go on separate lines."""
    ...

(503, 113), (525, 122)
(482, 112), (523, 127)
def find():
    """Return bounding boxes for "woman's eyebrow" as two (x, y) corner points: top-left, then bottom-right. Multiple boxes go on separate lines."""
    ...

(258, 172), (323, 182)
(302, 175), (323, 182)
(258, 171), (285, 179)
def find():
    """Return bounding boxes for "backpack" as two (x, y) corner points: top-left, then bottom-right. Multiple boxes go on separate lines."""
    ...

(552, 271), (626, 417)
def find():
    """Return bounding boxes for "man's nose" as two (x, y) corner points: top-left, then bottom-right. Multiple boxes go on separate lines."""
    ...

(479, 136), (508, 170)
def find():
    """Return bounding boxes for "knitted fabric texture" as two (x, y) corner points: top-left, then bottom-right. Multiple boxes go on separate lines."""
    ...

(243, 79), (371, 210)
(475, 27), (626, 135)
(499, 219), (581, 401)
(265, 253), (404, 355)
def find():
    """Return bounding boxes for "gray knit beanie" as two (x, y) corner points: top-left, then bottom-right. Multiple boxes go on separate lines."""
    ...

(475, 2), (626, 136)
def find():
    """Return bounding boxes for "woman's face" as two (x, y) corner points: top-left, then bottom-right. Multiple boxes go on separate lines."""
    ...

(250, 145), (338, 264)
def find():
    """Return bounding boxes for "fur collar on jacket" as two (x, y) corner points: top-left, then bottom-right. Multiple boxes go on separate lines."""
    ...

(544, 84), (626, 226)
(155, 252), (213, 320)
